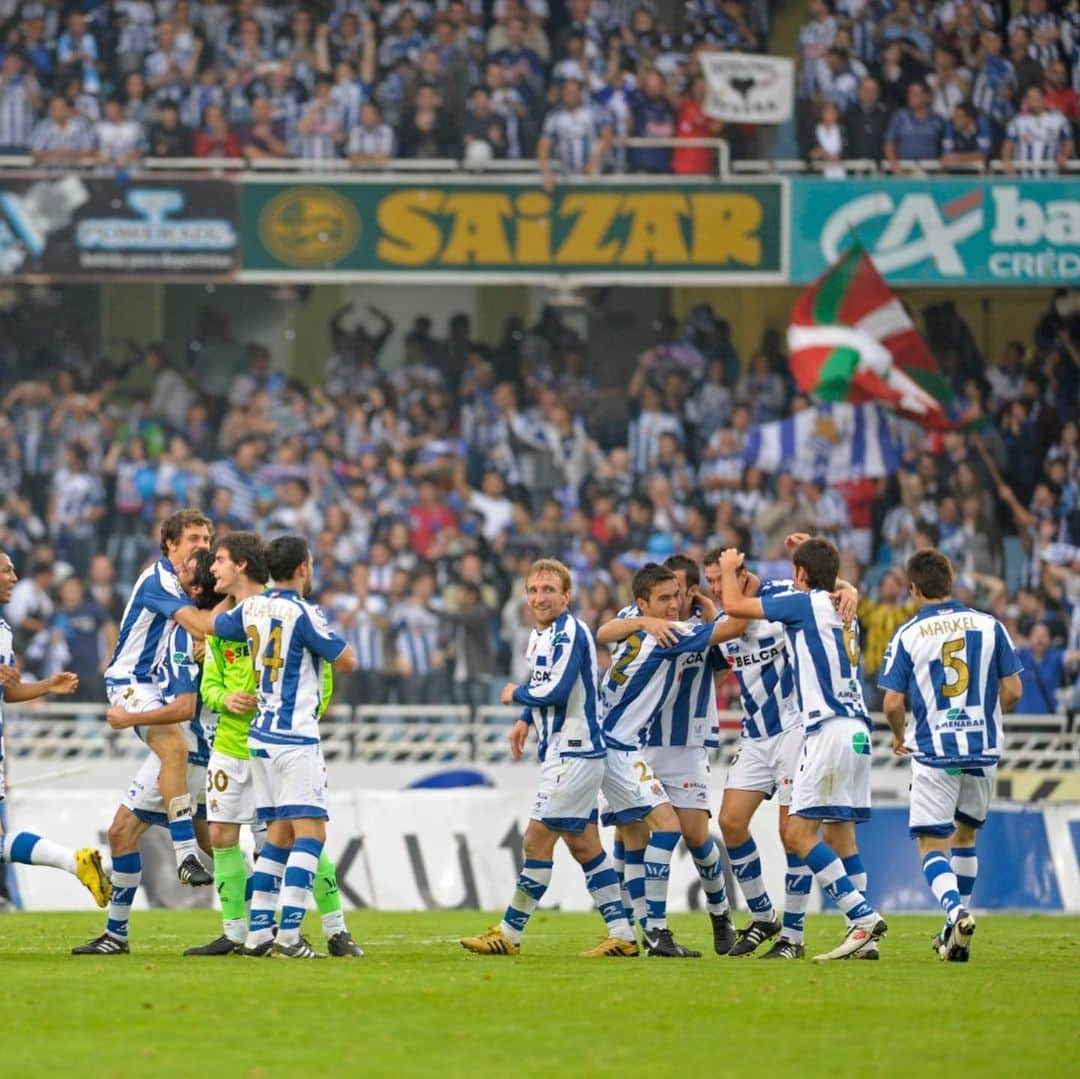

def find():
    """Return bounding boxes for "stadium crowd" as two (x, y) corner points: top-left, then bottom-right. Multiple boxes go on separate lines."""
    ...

(0, 0), (1073, 173)
(0, 287), (1077, 718)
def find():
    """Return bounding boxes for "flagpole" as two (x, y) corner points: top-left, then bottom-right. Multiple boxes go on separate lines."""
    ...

(967, 430), (1004, 488)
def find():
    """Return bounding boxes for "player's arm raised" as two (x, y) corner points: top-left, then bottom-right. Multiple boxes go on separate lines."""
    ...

(716, 548), (765, 620)
(106, 692), (196, 730)
(596, 615), (679, 647)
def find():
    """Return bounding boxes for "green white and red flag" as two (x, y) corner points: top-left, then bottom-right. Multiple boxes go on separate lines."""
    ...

(787, 243), (956, 429)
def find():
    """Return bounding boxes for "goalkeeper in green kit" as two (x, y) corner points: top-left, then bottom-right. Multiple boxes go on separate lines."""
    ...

(184, 531), (362, 957)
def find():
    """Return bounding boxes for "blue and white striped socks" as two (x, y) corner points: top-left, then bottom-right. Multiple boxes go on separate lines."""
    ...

(166, 794), (198, 869)
(727, 838), (772, 921)
(922, 851), (963, 924)
(0, 831), (77, 873)
(951, 846), (977, 907)
(499, 858), (553, 944)
(782, 853), (812, 944)
(106, 852), (142, 940)
(644, 831), (680, 931)
(691, 838), (730, 916)
(842, 853), (868, 897)
(805, 842), (875, 924)
(246, 841), (289, 947)
(278, 837), (324, 947)
(624, 846), (646, 927)
(582, 851), (636, 942)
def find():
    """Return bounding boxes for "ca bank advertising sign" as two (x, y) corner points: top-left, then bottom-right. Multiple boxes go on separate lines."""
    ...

(790, 178), (1079, 285)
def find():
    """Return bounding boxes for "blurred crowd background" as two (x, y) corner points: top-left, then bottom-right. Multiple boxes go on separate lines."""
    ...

(0, 0), (1074, 173)
(0, 283), (1077, 717)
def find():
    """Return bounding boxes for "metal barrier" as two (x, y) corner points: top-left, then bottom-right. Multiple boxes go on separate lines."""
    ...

(3, 703), (1076, 769)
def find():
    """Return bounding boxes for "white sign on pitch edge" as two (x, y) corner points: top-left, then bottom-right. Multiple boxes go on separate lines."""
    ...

(702, 52), (794, 124)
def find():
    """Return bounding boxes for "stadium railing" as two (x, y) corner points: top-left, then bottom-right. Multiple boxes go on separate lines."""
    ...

(1, 147), (1075, 179)
(4, 703), (1076, 768)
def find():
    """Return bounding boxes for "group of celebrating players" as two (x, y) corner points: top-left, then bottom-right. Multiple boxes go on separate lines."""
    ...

(0, 508), (1021, 962)
(462, 534), (1021, 962)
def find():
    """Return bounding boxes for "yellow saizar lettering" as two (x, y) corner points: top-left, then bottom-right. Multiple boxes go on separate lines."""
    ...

(555, 194), (620, 264)
(440, 194), (513, 264)
(376, 190), (445, 265)
(618, 194), (690, 264)
(689, 193), (762, 265)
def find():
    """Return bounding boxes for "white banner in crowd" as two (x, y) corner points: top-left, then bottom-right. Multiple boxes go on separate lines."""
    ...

(701, 52), (794, 124)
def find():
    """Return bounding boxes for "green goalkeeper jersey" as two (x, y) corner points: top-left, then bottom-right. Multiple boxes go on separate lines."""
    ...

(200, 633), (335, 760)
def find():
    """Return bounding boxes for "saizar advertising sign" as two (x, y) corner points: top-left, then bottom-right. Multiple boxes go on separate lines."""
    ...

(790, 178), (1079, 285)
(240, 179), (786, 283)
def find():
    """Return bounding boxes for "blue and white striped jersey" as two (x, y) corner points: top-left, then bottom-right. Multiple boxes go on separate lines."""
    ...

(0, 618), (13, 788)
(718, 579), (799, 740)
(540, 103), (612, 173)
(615, 603), (720, 750)
(334, 595), (386, 672)
(759, 588), (869, 734)
(105, 559), (193, 686)
(602, 621), (718, 751)
(512, 612), (604, 762)
(393, 603), (441, 675)
(878, 600), (1023, 769)
(1005, 109), (1071, 170)
(155, 622), (214, 767)
(214, 589), (347, 748)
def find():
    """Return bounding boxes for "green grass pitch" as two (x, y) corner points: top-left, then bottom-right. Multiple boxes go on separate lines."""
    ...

(2, 911), (1077, 1078)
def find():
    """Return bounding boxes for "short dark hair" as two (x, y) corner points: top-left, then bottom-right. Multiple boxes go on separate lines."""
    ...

(267, 536), (310, 582)
(188, 549), (225, 610)
(160, 508), (212, 556)
(664, 553), (700, 589)
(793, 537), (839, 591)
(215, 531), (269, 584)
(632, 562), (677, 603)
(906, 547), (953, 600)
(702, 548), (724, 568)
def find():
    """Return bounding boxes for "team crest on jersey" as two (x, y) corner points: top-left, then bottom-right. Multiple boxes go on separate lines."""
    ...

(552, 631), (570, 646)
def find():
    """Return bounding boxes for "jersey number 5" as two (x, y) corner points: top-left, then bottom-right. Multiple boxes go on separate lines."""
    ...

(933, 632), (982, 709)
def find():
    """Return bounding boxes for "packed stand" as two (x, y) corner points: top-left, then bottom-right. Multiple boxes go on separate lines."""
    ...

(0, 287), (1078, 719)
(798, 0), (1080, 173)
(0, 0), (778, 174)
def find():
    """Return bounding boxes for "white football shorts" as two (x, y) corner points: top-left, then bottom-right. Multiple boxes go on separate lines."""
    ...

(121, 752), (207, 827)
(724, 725), (803, 807)
(250, 743), (329, 822)
(599, 748), (670, 826)
(791, 718), (872, 823)
(642, 745), (711, 812)
(530, 755), (604, 833)
(205, 750), (257, 825)
(908, 757), (994, 837)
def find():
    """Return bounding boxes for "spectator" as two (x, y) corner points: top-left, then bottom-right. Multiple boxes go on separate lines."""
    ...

(241, 95), (290, 159)
(1043, 60), (1079, 126)
(30, 95), (96, 165)
(349, 100), (396, 163)
(672, 74), (722, 175)
(884, 79), (946, 173)
(927, 45), (971, 120)
(437, 580), (498, 710)
(95, 94), (144, 166)
(811, 99), (846, 176)
(47, 576), (116, 704)
(0, 51), (41, 153)
(820, 47), (863, 111)
(630, 68), (677, 173)
(147, 100), (193, 157)
(941, 99), (992, 170)
(7, 560), (54, 653)
(462, 85), (508, 160)
(335, 563), (390, 708)
(857, 568), (915, 708)
(538, 77), (613, 191)
(1015, 622), (1066, 714)
(193, 102), (242, 157)
(297, 73), (346, 159)
(1007, 26), (1045, 99)
(398, 83), (460, 159)
(1002, 85), (1074, 174)
(57, 9), (102, 97)
(392, 567), (448, 706)
(844, 75), (890, 162)
(50, 444), (106, 578)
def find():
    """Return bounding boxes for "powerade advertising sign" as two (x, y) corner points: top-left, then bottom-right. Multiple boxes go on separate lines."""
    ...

(790, 178), (1079, 285)
(0, 175), (238, 278)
